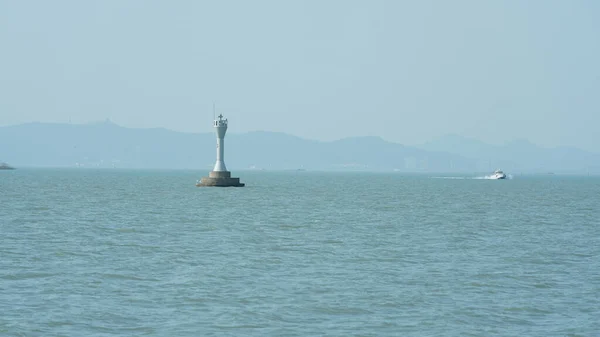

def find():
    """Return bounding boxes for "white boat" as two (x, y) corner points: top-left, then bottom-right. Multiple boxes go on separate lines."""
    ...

(491, 169), (506, 179)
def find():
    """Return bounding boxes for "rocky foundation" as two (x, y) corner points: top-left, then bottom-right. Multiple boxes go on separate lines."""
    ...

(196, 171), (245, 187)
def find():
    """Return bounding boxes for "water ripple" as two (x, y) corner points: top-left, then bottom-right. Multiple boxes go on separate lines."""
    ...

(1, 170), (599, 336)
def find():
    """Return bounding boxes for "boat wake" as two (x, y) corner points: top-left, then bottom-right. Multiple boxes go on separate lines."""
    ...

(474, 174), (514, 180)
(432, 174), (513, 180)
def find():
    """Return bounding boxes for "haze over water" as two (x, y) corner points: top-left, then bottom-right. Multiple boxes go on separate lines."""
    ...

(1, 169), (599, 336)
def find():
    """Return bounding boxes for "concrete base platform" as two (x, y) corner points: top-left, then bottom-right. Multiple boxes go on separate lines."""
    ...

(196, 171), (245, 187)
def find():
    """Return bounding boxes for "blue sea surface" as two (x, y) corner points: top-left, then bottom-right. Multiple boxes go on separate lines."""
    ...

(1, 169), (599, 336)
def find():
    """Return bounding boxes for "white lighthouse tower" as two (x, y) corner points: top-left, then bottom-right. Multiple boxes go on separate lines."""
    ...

(196, 112), (244, 187)
(213, 114), (228, 172)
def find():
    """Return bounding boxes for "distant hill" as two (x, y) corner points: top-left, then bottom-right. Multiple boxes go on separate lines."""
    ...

(227, 132), (473, 172)
(1, 122), (598, 173)
(418, 134), (600, 174)
(0, 121), (214, 169)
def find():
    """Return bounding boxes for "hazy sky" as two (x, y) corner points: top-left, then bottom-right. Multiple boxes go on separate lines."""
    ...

(1, 1), (599, 151)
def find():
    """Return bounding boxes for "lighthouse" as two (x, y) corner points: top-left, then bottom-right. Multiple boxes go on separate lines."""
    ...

(196, 113), (244, 187)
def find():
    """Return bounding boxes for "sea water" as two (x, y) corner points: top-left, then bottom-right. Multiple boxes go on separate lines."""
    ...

(1, 169), (599, 336)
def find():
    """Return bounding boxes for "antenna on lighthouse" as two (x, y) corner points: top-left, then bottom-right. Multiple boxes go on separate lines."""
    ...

(213, 101), (216, 120)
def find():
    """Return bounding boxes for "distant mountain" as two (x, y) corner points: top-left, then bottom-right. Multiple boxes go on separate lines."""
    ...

(0, 121), (214, 169)
(418, 134), (600, 173)
(0, 122), (598, 173)
(227, 132), (473, 171)
(0, 121), (472, 171)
